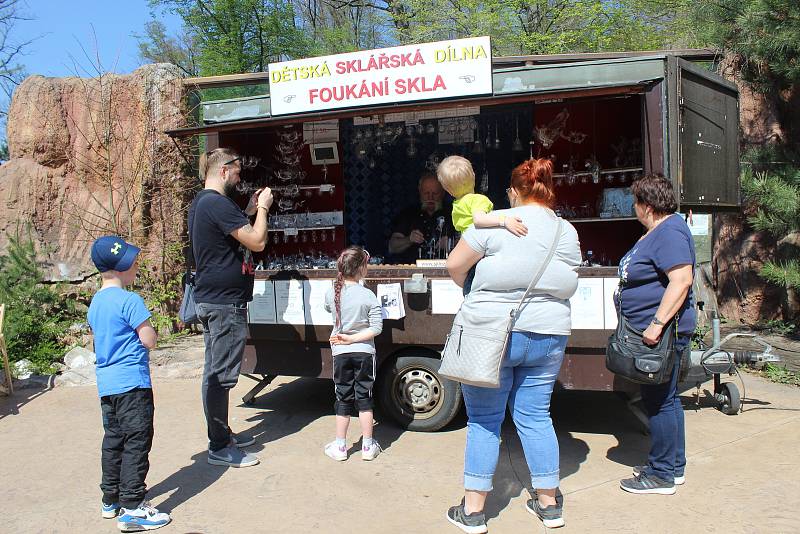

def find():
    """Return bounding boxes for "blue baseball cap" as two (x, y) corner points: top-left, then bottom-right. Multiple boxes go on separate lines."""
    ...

(90, 236), (141, 273)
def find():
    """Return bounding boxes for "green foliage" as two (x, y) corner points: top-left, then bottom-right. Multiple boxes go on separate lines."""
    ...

(759, 363), (800, 386)
(741, 146), (800, 292)
(134, 241), (186, 337)
(697, 0), (800, 92)
(0, 230), (81, 375)
(691, 323), (711, 350)
(137, 19), (199, 76)
(140, 0), (705, 75)
(760, 260), (800, 291)
(742, 170), (800, 237)
(756, 318), (798, 336)
(148, 0), (315, 75)
(396, 0), (702, 54)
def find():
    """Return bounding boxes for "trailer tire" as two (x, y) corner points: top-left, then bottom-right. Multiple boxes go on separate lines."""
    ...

(378, 351), (462, 432)
(718, 382), (741, 415)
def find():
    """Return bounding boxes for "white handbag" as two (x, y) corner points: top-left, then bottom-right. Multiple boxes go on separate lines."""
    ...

(439, 219), (563, 388)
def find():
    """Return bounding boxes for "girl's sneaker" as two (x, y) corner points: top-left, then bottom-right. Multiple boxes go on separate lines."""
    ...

(324, 441), (347, 461)
(117, 501), (171, 532)
(361, 440), (382, 461)
(102, 501), (120, 519)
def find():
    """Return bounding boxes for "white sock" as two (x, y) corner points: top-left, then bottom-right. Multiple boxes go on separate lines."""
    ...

(363, 437), (374, 447)
(335, 437), (346, 448)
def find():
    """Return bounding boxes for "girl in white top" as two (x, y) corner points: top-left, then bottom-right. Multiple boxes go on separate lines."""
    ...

(323, 246), (383, 461)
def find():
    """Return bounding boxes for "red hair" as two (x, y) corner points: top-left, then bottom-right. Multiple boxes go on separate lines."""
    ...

(510, 158), (556, 208)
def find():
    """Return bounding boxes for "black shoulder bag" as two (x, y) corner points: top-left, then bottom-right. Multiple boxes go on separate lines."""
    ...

(605, 289), (677, 385)
(179, 196), (202, 325)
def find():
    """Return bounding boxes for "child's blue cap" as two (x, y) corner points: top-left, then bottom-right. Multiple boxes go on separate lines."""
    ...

(91, 236), (141, 273)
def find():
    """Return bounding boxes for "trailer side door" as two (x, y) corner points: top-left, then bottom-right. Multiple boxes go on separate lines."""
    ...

(673, 58), (740, 209)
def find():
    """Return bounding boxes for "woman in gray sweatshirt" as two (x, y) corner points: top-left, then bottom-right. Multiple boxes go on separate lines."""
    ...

(323, 246), (383, 462)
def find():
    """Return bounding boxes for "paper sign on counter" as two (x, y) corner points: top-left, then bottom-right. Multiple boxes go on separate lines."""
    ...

(275, 280), (306, 325)
(569, 278), (604, 329)
(603, 278), (620, 330)
(249, 280), (277, 324)
(304, 279), (334, 325)
(377, 283), (405, 320)
(431, 279), (464, 314)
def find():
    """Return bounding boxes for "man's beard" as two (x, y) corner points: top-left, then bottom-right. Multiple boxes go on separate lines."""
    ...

(223, 180), (238, 198)
(422, 200), (442, 214)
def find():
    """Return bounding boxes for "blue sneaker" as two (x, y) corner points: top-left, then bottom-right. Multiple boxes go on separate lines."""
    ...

(102, 501), (121, 519)
(208, 445), (259, 467)
(117, 501), (171, 531)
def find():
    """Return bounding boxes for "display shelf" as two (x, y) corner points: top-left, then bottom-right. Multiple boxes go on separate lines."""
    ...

(272, 184), (336, 193)
(566, 216), (638, 223)
(552, 166), (644, 180)
(267, 226), (337, 233)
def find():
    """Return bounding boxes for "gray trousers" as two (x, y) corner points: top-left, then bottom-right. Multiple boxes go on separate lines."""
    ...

(196, 302), (248, 452)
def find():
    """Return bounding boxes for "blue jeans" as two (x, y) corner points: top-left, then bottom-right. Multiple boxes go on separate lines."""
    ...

(640, 337), (690, 482)
(197, 302), (249, 452)
(462, 332), (567, 491)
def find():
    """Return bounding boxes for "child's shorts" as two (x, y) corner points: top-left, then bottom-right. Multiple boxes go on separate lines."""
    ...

(333, 352), (375, 416)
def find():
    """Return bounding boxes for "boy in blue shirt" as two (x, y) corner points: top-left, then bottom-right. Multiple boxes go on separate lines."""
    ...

(87, 236), (171, 532)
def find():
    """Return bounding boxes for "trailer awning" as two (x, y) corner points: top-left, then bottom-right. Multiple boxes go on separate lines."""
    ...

(166, 55), (670, 138)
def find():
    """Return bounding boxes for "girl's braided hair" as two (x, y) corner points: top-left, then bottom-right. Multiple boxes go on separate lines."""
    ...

(333, 246), (369, 328)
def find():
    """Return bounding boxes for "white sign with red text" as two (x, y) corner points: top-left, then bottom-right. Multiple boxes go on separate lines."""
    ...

(268, 36), (492, 116)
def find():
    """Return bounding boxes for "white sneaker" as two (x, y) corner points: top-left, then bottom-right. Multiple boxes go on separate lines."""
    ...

(361, 440), (382, 461)
(117, 501), (171, 532)
(324, 441), (347, 461)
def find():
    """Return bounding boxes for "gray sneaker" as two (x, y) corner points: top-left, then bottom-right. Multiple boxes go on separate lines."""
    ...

(526, 491), (565, 528)
(632, 465), (685, 485)
(445, 499), (487, 534)
(620, 471), (675, 495)
(208, 446), (259, 468)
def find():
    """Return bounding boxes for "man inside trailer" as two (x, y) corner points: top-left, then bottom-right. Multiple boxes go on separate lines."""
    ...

(388, 173), (454, 263)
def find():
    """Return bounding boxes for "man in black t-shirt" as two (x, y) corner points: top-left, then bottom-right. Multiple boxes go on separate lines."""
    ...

(388, 173), (453, 263)
(188, 147), (273, 468)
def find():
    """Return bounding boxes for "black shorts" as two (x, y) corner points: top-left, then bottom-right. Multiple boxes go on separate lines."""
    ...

(333, 352), (375, 416)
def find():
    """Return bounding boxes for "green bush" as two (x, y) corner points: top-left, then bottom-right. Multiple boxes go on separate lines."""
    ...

(0, 230), (81, 375)
(134, 240), (186, 337)
(741, 146), (800, 293)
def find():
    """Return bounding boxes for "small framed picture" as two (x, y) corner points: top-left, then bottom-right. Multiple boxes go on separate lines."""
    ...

(310, 142), (339, 165)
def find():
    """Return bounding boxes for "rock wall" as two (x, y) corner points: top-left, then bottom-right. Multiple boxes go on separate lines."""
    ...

(1, 64), (191, 281)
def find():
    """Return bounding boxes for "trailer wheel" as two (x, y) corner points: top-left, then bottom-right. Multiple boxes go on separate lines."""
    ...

(379, 352), (462, 432)
(717, 382), (741, 415)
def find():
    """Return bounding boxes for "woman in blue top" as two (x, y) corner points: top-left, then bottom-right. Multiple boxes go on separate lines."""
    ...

(616, 174), (696, 495)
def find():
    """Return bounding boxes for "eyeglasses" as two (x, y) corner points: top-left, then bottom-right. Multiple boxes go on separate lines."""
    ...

(363, 249), (371, 262)
(223, 156), (241, 166)
(506, 187), (513, 195)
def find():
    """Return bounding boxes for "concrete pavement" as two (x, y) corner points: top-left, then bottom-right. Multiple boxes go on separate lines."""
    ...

(1, 370), (798, 533)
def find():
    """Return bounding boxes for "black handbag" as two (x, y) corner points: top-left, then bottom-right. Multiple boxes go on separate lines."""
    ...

(179, 198), (201, 326)
(605, 300), (677, 385)
(179, 270), (199, 325)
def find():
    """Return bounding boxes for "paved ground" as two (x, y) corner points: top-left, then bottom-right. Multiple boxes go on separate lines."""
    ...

(2, 365), (799, 533)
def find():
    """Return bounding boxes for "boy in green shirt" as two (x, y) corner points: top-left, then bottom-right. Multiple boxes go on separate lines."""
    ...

(437, 155), (527, 294)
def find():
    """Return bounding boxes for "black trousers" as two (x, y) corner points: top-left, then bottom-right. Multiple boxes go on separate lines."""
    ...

(196, 302), (248, 452)
(333, 352), (375, 416)
(100, 387), (154, 509)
